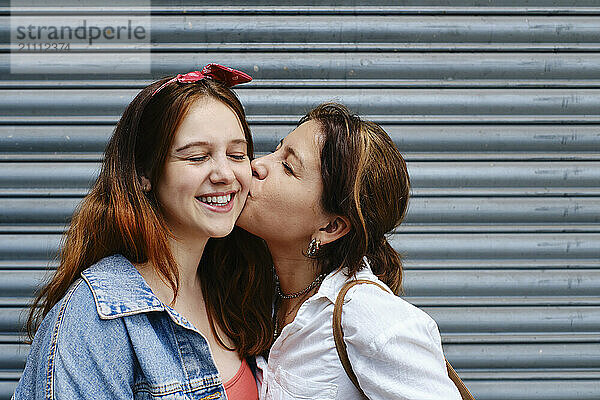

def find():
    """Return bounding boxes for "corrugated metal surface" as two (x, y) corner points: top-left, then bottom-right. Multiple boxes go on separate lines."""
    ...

(1, 1), (599, 399)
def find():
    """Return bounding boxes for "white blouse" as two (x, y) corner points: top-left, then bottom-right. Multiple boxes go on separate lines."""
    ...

(256, 261), (462, 400)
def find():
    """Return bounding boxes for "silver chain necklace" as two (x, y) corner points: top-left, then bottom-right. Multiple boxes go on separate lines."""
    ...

(273, 272), (327, 340)
(275, 272), (327, 299)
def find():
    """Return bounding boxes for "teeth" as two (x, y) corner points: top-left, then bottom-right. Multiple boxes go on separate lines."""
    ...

(198, 193), (234, 206)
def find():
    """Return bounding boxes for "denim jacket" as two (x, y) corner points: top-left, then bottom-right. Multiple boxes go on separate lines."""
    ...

(13, 254), (229, 400)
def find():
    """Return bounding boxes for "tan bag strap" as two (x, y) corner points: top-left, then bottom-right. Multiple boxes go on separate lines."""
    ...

(445, 355), (476, 400)
(332, 279), (475, 400)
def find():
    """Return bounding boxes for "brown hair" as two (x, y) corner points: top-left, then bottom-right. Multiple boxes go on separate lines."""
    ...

(27, 76), (273, 357)
(299, 103), (410, 294)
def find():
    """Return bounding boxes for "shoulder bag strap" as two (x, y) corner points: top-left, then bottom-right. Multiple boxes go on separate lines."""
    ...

(332, 279), (475, 400)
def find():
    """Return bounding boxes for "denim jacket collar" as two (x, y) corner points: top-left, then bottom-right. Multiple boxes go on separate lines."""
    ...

(81, 254), (200, 331)
(80, 254), (166, 319)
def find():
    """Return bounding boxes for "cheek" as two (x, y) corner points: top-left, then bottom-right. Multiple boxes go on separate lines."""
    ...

(158, 166), (200, 197)
(235, 161), (252, 194)
(271, 180), (319, 219)
(298, 189), (323, 220)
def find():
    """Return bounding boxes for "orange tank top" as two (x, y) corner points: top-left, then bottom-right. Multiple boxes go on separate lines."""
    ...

(224, 358), (258, 400)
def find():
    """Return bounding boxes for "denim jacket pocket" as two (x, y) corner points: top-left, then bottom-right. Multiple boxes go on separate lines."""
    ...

(133, 384), (225, 400)
(133, 380), (226, 400)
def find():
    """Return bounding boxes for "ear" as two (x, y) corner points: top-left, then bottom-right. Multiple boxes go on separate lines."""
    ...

(316, 216), (351, 245)
(140, 175), (152, 192)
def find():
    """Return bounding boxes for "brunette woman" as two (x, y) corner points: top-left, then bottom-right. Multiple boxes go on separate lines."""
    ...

(237, 103), (464, 399)
(13, 64), (273, 399)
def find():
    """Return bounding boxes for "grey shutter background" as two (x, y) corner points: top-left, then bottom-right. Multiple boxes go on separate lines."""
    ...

(1, 1), (600, 399)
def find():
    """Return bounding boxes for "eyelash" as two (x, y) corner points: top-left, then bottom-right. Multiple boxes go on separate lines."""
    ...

(282, 161), (294, 174)
(188, 154), (246, 162)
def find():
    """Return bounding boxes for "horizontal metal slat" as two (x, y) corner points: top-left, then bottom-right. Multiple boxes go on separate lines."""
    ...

(2, 197), (599, 228)
(5, 53), (600, 84)
(0, 126), (110, 155)
(403, 197), (600, 224)
(408, 161), (600, 194)
(3, 308), (599, 342)
(1, 233), (597, 262)
(389, 125), (600, 154)
(0, 163), (98, 190)
(465, 380), (600, 400)
(426, 306), (600, 334)
(0, 198), (78, 225)
(444, 343), (600, 369)
(2, 379), (598, 400)
(2, 7), (600, 18)
(2, 341), (599, 372)
(443, 333), (600, 343)
(0, 271), (43, 300)
(2, 124), (598, 153)
(3, 0), (600, 9)
(3, 89), (600, 124)
(3, 0), (600, 11)
(0, 345), (27, 370)
(391, 233), (600, 260)
(0, 162), (598, 196)
(1, 259), (597, 271)
(404, 269), (600, 297)
(4, 15), (599, 51)
(0, 234), (60, 262)
(0, 381), (18, 400)
(2, 125), (599, 162)
(413, 297), (600, 306)
(4, 269), (599, 305)
(403, 259), (600, 270)
(0, 309), (26, 335)
(144, 15), (600, 50)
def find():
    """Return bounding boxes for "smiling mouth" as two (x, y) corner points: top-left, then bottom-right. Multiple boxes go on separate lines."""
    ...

(196, 192), (235, 207)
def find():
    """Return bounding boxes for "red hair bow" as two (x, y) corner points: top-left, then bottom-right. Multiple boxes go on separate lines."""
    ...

(151, 63), (252, 96)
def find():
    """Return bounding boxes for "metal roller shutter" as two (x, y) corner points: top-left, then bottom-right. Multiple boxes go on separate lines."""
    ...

(1, 1), (599, 399)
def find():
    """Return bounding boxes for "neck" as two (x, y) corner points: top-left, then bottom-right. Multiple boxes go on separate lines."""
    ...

(136, 234), (209, 305)
(169, 235), (208, 291)
(268, 239), (321, 296)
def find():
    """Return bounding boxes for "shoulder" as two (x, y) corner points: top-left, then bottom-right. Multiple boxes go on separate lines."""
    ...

(15, 277), (131, 398)
(338, 281), (462, 399)
(41, 277), (128, 348)
(341, 281), (440, 353)
(32, 268), (131, 363)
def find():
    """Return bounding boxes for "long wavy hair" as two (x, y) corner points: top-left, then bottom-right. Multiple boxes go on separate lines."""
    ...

(27, 76), (273, 357)
(300, 103), (410, 294)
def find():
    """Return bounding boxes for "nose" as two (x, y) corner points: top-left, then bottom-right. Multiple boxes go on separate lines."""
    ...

(251, 156), (268, 180)
(209, 156), (235, 185)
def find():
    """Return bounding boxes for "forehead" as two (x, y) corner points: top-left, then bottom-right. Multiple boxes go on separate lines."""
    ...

(285, 120), (323, 167)
(172, 98), (246, 146)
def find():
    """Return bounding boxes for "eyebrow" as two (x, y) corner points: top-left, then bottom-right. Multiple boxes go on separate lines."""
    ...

(279, 139), (305, 169)
(175, 139), (247, 153)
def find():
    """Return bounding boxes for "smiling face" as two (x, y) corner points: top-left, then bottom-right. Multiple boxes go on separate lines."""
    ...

(155, 98), (251, 242)
(237, 120), (329, 247)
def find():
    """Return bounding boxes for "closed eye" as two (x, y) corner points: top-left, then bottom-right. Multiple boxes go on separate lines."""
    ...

(188, 156), (208, 162)
(282, 161), (294, 175)
(229, 154), (247, 161)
